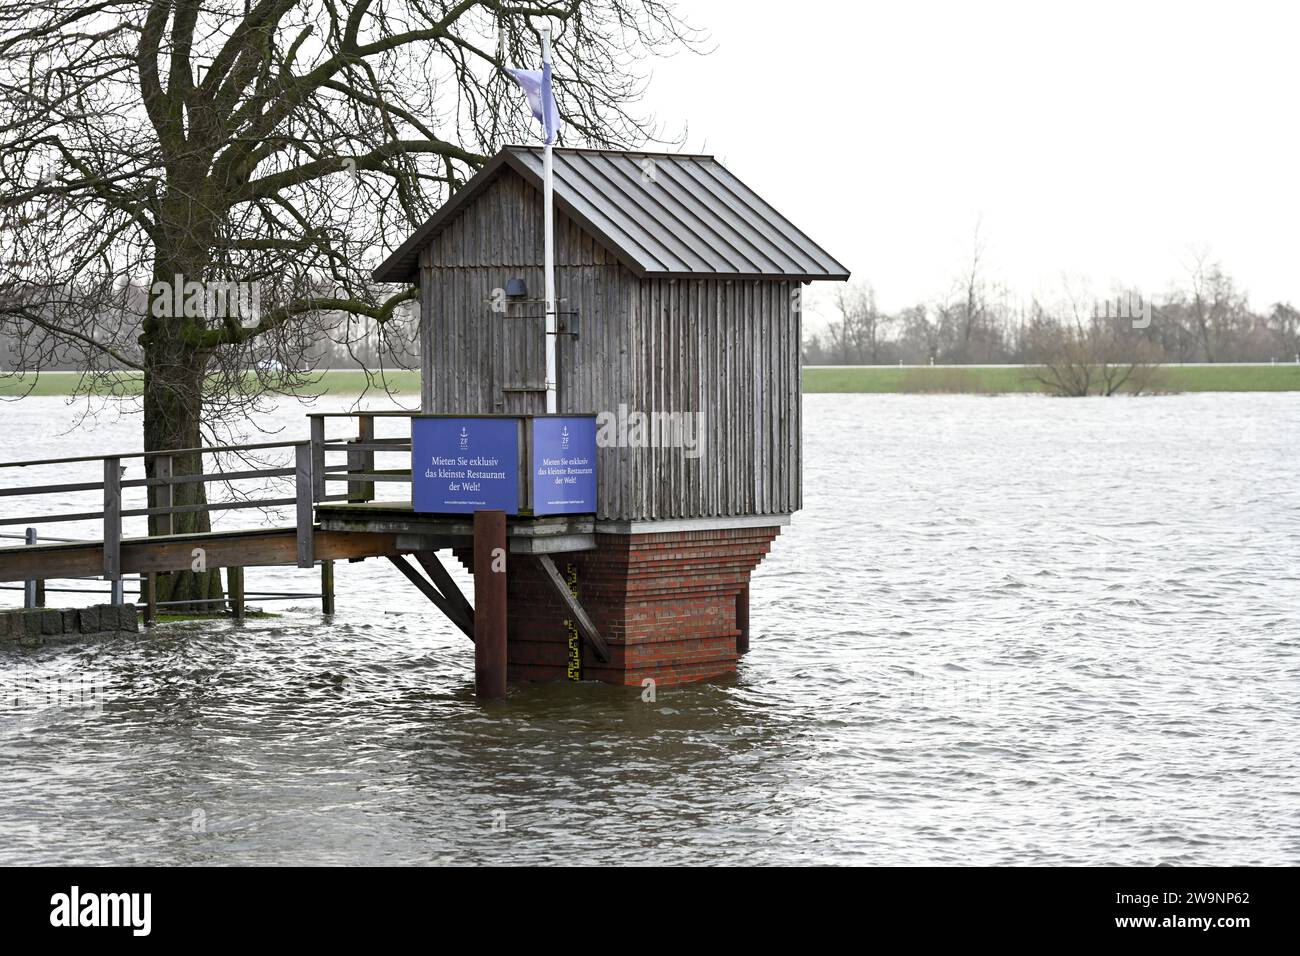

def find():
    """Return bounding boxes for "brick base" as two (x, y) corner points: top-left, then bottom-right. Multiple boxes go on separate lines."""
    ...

(453, 526), (780, 686)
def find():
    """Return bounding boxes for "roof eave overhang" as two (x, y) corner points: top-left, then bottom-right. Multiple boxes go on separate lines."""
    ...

(371, 151), (516, 284)
(372, 147), (853, 285)
(639, 271), (851, 283)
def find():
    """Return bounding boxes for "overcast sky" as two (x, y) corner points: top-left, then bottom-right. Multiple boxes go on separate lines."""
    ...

(635, 0), (1300, 329)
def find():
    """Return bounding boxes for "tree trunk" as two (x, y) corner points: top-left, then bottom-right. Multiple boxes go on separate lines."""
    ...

(143, 265), (225, 613)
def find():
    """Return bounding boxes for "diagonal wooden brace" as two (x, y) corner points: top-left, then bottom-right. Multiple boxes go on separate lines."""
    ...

(534, 553), (609, 663)
(387, 554), (474, 641)
(414, 551), (476, 627)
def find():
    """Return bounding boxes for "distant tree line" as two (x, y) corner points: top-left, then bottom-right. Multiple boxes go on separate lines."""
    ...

(804, 253), (1300, 369)
(0, 280), (420, 375)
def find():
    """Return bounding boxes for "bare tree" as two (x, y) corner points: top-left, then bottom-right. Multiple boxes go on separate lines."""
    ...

(1027, 293), (1161, 397)
(934, 220), (1011, 364)
(0, 1), (699, 603)
(955, 224), (985, 362)
(896, 304), (937, 364)
(827, 282), (889, 364)
(1268, 302), (1300, 362)
(1183, 251), (1249, 362)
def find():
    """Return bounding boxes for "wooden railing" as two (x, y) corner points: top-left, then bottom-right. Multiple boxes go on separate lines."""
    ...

(0, 413), (415, 616)
(301, 412), (414, 564)
(308, 410), (416, 502)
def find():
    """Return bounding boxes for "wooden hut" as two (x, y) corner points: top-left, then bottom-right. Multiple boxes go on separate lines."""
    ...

(373, 146), (848, 685)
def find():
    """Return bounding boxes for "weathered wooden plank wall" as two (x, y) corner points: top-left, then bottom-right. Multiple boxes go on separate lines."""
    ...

(418, 167), (801, 522)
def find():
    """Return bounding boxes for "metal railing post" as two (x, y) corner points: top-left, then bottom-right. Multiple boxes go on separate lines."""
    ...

(229, 566), (245, 620)
(103, 457), (121, 598)
(155, 454), (174, 536)
(23, 527), (37, 608)
(321, 559), (335, 614)
(295, 442), (315, 568)
(143, 573), (157, 625)
(347, 414), (375, 503)
(309, 416), (326, 503)
(145, 453), (174, 619)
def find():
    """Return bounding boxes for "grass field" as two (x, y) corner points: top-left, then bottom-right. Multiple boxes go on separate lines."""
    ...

(802, 364), (1300, 394)
(3, 364), (1297, 398)
(0, 369), (423, 398)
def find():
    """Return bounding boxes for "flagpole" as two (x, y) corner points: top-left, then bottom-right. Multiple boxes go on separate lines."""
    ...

(540, 22), (558, 414)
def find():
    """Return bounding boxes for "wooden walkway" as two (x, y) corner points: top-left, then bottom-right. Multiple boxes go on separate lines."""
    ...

(0, 412), (603, 660)
(0, 526), (402, 584)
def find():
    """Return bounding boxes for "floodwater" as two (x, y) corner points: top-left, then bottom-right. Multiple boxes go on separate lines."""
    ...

(0, 392), (1296, 865)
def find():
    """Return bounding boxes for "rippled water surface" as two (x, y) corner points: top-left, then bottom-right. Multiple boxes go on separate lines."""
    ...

(1, 392), (1297, 865)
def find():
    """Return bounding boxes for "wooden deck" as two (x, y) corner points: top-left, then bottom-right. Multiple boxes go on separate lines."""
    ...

(0, 412), (617, 682)
(0, 527), (399, 584)
(315, 502), (594, 554)
(0, 516), (599, 585)
(0, 411), (595, 587)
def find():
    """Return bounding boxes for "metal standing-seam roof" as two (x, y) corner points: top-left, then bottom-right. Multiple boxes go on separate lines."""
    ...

(372, 146), (850, 284)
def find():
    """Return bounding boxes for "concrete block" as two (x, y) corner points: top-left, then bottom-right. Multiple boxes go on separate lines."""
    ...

(94, 604), (119, 630)
(20, 609), (45, 637)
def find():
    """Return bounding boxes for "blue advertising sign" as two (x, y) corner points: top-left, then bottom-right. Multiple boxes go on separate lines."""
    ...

(531, 417), (598, 515)
(412, 417), (519, 514)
